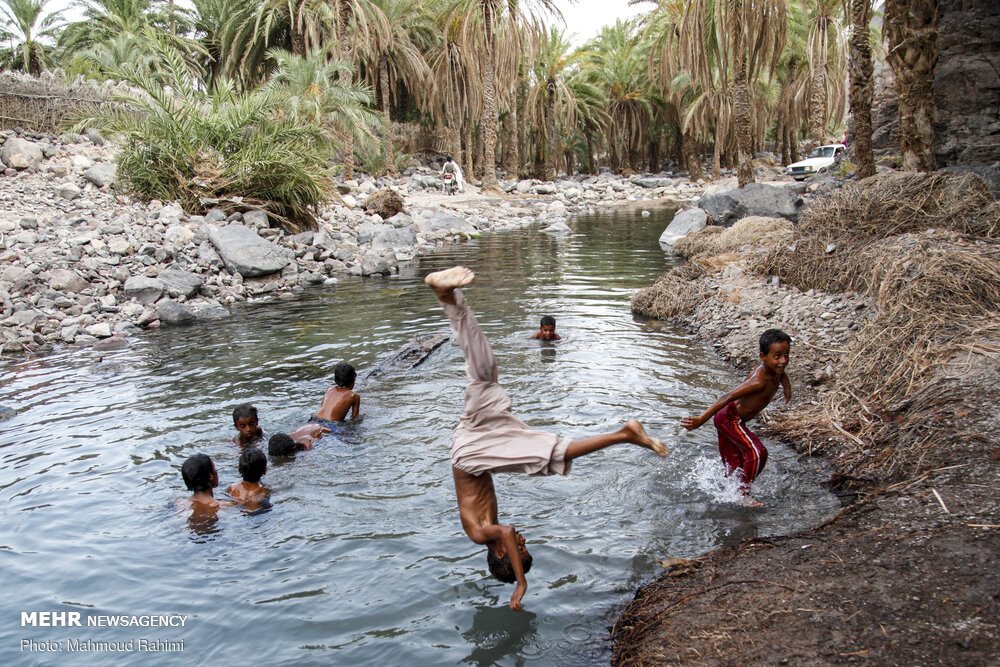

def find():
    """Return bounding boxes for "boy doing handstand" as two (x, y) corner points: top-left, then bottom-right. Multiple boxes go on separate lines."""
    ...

(426, 266), (667, 611)
(680, 329), (792, 507)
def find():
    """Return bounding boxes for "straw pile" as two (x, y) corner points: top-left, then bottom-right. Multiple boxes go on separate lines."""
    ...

(757, 172), (1000, 480)
(673, 216), (793, 258)
(631, 262), (710, 320)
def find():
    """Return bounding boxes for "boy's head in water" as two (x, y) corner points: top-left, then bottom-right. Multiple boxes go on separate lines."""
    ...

(232, 403), (262, 446)
(530, 315), (561, 341)
(181, 453), (218, 493)
(238, 447), (267, 483)
(268, 433), (298, 457)
(486, 532), (533, 583)
(334, 362), (357, 389)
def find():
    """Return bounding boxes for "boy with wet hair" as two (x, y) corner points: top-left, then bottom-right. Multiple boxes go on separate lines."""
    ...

(528, 315), (561, 341)
(232, 403), (263, 446)
(681, 328), (792, 507)
(267, 422), (331, 457)
(177, 453), (232, 512)
(426, 266), (667, 611)
(227, 447), (269, 503)
(311, 362), (360, 425)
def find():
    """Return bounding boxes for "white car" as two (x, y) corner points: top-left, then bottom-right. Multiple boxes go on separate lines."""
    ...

(786, 143), (846, 180)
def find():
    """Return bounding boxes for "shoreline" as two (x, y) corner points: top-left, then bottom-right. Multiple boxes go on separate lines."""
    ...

(613, 184), (1000, 664)
(0, 129), (704, 359)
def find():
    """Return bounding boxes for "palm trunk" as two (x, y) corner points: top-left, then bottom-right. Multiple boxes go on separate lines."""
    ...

(682, 131), (703, 181)
(712, 132), (722, 180)
(809, 18), (829, 146)
(480, 4), (500, 191)
(734, 66), (755, 187)
(585, 132), (596, 174)
(543, 78), (556, 181)
(380, 60), (394, 175)
(463, 124), (474, 181)
(334, 1), (354, 180)
(849, 0), (876, 178)
(884, 0), (938, 171)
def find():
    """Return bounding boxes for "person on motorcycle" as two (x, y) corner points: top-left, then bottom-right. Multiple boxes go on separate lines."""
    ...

(441, 156), (465, 193)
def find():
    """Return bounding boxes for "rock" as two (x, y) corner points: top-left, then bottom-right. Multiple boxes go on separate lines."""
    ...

(0, 405), (14, 421)
(356, 221), (389, 245)
(107, 238), (133, 255)
(93, 335), (129, 351)
(631, 176), (675, 188)
(288, 231), (314, 246)
(123, 276), (165, 305)
(364, 189), (405, 219)
(696, 182), (804, 226)
(542, 221), (571, 234)
(360, 252), (392, 276)
(197, 241), (223, 268)
(42, 269), (90, 293)
(208, 223), (293, 277)
(1, 137), (43, 170)
(164, 225), (195, 245)
(659, 208), (709, 249)
(547, 200), (567, 216)
(341, 194), (359, 209)
(157, 269), (203, 298)
(70, 155), (93, 170)
(243, 210), (269, 229)
(56, 182), (82, 200)
(204, 208), (228, 223)
(386, 212), (413, 228)
(372, 226), (418, 257)
(19, 216), (37, 229)
(2, 266), (35, 291)
(424, 214), (478, 237)
(187, 300), (230, 321)
(83, 163), (116, 187)
(85, 322), (113, 338)
(85, 128), (106, 146)
(156, 300), (197, 325)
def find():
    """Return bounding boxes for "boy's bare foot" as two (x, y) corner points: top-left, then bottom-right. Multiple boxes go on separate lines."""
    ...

(739, 495), (765, 507)
(624, 419), (668, 457)
(425, 266), (475, 292)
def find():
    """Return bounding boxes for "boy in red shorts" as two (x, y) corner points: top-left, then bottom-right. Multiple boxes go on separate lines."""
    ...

(681, 329), (792, 506)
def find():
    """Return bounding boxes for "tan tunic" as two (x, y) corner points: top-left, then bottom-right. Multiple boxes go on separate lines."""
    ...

(444, 290), (572, 477)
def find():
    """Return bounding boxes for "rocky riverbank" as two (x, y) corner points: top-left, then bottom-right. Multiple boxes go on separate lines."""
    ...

(615, 171), (1000, 665)
(0, 128), (706, 356)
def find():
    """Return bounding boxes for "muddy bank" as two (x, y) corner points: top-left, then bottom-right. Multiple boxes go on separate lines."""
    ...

(616, 172), (1000, 664)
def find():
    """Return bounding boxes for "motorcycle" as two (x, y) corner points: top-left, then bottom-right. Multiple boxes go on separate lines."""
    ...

(442, 172), (457, 195)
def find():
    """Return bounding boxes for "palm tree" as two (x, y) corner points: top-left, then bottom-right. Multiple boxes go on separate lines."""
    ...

(426, 5), (480, 170)
(0, 0), (64, 75)
(267, 47), (382, 166)
(883, 0), (937, 171)
(355, 0), (430, 174)
(60, 0), (203, 74)
(849, 0), (875, 178)
(804, 0), (847, 148)
(676, 0), (786, 187)
(525, 26), (583, 180)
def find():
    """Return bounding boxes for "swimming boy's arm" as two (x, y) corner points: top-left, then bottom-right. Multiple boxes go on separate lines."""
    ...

(680, 373), (768, 430)
(351, 393), (360, 419)
(291, 423), (332, 450)
(781, 372), (792, 404)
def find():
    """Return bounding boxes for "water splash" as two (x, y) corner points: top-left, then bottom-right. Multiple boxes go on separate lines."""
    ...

(686, 457), (747, 505)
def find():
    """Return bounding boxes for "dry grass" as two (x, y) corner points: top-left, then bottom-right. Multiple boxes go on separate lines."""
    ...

(755, 172), (1000, 480)
(631, 263), (710, 320)
(674, 216), (793, 258)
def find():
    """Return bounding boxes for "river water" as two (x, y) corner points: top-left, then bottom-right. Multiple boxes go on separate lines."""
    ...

(0, 207), (837, 665)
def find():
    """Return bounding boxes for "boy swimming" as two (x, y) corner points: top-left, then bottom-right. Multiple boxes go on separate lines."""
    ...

(528, 315), (561, 341)
(176, 453), (233, 515)
(227, 447), (269, 503)
(426, 266), (667, 611)
(680, 329), (792, 506)
(268, 422), (331, 457)
(232, 403), (263, 446)
(312, 362), (360, 425)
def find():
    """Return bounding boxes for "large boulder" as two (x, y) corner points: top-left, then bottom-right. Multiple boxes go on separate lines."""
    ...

(659, 208), (709, 250)
(156, 300), (197, 325)
(364, 188), (405, 219)
(424, 213), (479, 237)
(208, 223), (292, 277)
(631, 176), (675, 189)
(42, 269), (90, 293)
(360, 252), (392, 276)
(124, 276), (165, 305)
(355, 221), (390, 245)
(83, 163), (116, 187)
(157, 269), (203, 298)
(1, 137), (43, 170)
(696, 182), (804, 226)
(371, 226), (418, 258)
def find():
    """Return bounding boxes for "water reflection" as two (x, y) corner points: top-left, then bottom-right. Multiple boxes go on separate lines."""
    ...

(462, 606), (540, 666)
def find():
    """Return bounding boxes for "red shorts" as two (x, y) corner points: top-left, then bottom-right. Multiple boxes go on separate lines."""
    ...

(713, 402), (768, 489)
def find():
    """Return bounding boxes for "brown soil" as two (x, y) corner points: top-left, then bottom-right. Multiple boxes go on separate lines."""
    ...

(615, 173), (1000, 665)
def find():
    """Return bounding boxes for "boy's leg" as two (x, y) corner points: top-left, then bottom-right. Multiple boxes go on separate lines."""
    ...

(425, 267), (496, 383)
(565, 419), (667, 460)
